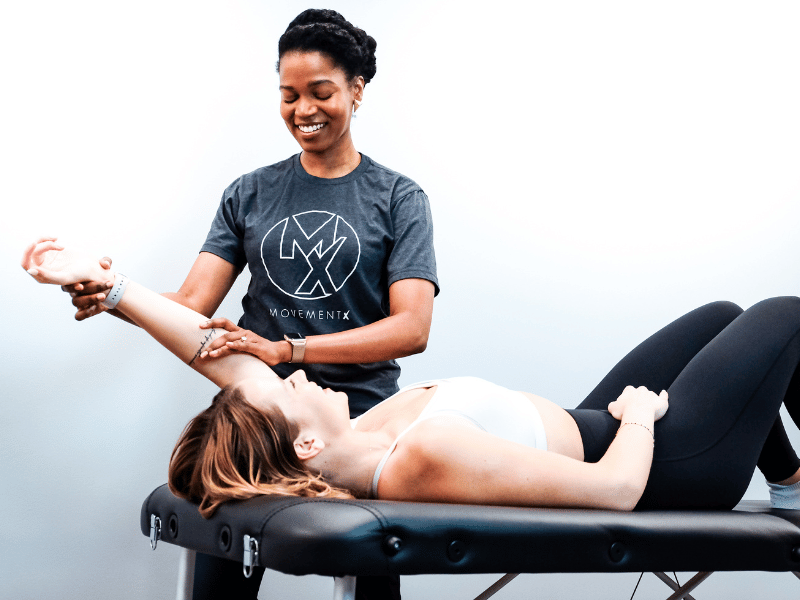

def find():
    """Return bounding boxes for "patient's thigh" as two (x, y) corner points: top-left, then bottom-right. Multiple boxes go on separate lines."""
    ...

(576, 301), (742, 410)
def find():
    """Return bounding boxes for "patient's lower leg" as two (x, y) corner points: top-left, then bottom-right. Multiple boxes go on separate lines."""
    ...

(758, 417), (800, 508)
(767, 469), (800, 509)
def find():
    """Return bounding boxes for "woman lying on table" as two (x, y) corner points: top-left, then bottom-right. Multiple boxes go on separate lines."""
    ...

(24, 238), (800, 517)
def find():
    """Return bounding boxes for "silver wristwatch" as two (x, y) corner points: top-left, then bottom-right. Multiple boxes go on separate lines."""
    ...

(283, 332), (306, 364)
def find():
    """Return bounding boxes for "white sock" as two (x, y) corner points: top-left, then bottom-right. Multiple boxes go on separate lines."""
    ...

(767, 479), (800, 509)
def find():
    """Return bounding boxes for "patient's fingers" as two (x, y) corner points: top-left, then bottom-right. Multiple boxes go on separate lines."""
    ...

(609, 385), (663, 420)
(607, 399), (623, 420)
(21, 237), (61, 271)
(31, 239), (64, 263)
(654, 390), (669, 421)
(20, 241), (37, 270)
(25, 267), (44, 282)
(29, 264), (72, 285)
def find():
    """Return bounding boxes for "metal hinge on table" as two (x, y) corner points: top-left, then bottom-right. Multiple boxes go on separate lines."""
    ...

(150, 515), (162, 550)
(243, 534), (259, 578)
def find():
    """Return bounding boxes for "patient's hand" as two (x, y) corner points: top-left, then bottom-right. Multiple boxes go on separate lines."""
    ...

(22, 237), (113, 287)
(608, 385), (669, 422)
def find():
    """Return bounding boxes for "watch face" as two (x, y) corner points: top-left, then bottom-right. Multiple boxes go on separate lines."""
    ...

(285, 332), (305, 341)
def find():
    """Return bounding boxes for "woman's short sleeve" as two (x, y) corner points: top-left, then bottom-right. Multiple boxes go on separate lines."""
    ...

(387, 189), (439, 295)
(200, 179), (248, 269)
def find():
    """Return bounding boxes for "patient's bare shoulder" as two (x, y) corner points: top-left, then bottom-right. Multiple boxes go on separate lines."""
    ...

(374, 417), (482, 501)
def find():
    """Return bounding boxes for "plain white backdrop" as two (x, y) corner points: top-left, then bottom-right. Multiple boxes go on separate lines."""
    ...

(2, 1), (800, 598)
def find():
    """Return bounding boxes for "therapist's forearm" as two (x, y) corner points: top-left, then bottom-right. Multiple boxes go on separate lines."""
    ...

(302, 311), (431, 364)
(300, 278), (434, 364)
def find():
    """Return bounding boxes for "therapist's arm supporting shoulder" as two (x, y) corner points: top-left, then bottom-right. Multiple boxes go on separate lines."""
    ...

(161, 251), (242, 318)
(200, 277), (436, 366)
(306, 277), (435, 362)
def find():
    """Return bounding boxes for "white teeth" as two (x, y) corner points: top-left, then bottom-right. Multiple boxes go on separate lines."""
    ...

(298, 123), (325, 133)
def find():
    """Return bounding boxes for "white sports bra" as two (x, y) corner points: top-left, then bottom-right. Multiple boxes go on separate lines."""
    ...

(352, 377), (548, 498)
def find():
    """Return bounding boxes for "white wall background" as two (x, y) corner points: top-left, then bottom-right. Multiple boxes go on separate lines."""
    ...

(2, 1), (800, 598)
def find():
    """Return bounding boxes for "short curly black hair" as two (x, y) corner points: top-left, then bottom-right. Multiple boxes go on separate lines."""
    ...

(277, 9), (377, 84)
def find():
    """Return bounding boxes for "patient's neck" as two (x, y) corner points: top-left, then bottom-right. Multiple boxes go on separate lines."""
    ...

(306, 385), (439, 496)
(307, 429), (394, 497)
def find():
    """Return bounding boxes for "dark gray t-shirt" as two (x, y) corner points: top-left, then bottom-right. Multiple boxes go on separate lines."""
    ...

(202, 154), (439, 416)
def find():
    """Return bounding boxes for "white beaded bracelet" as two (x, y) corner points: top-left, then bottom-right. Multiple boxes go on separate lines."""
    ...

(101, 273), (129, 309)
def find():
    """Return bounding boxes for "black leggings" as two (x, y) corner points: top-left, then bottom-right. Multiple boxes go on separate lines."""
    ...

(567, 296), (800, 510)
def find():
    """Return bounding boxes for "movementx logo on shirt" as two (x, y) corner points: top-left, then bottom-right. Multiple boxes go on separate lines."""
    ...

(261, 211), (360, 325)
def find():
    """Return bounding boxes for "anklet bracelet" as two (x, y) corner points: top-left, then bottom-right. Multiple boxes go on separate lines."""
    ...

(101, 273), (129, 309)
(617, 422), (654, 443)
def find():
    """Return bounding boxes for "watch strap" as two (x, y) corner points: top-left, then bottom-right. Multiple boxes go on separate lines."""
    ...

(101, 273), (129, 309)
(284, 333), (306, 364)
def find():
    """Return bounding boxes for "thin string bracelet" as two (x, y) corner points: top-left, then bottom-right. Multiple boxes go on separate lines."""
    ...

(617, 422), (655, 444)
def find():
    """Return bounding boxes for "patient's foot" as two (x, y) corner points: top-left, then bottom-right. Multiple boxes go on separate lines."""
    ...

(768, 479), (800, 509)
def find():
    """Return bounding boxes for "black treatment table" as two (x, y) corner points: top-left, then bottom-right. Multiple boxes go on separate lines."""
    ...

(142, 483), (800, 599)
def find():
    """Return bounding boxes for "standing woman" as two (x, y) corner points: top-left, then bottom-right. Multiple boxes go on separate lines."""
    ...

(68, 9), (437, 600)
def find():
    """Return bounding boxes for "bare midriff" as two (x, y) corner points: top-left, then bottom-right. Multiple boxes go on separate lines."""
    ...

(519, 392), (584, 461)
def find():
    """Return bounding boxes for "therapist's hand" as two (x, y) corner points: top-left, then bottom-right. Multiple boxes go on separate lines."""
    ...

(199, 318), (291, 366)
(61, 257), (115, 320)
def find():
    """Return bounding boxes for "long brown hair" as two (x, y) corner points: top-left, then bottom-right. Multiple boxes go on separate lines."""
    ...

(169, 385), (352, 518)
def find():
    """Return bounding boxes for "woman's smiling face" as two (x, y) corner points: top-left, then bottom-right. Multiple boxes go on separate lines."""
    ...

(279, 51), (363, 158)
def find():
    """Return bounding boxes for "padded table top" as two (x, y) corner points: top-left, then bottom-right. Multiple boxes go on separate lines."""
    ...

(141, 484), (800, 577)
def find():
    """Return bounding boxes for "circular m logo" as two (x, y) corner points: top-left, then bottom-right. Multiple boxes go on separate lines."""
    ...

(261, 211), (361, 300)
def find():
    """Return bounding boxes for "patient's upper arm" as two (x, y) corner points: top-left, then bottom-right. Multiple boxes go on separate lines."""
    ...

(376, 417), (633, 510)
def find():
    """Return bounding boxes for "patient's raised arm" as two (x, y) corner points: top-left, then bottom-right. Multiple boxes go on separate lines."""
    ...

(23, 237), (277, 388)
